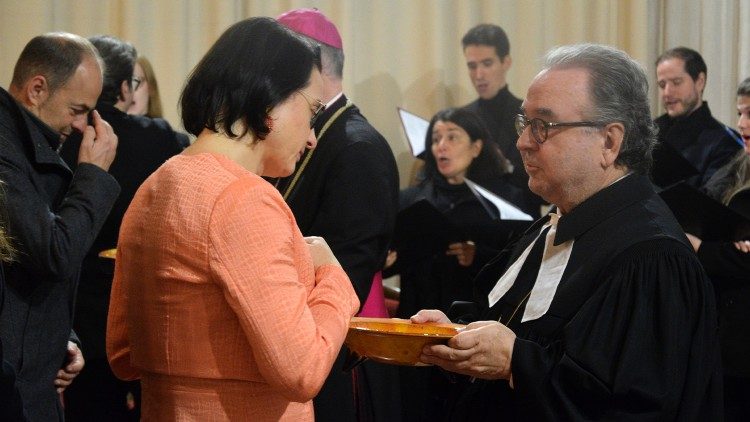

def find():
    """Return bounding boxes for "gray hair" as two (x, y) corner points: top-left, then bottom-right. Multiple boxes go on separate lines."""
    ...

(319, 43), (344, 79)
(543, 43), (656, 175)
(293, 33), (343, 80)
(738, 77), (750, 97)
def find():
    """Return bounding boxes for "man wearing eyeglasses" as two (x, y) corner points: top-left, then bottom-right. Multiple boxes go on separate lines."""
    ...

(412, 44), (722, 420)
(461, 24), (542, 218)
(58, 35), (184, 420)
(651, 47), (740, 189)
(275, 8), (400, 422)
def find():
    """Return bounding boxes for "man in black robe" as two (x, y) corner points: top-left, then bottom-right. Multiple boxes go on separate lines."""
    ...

(461, 24), (542, 217)
(275, 8), (401, 422)
(414, 43), (723, 420)
(652, 47), (740, 189)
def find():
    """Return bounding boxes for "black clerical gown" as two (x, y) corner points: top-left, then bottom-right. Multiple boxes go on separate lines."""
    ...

(448, 174), (722, 421)
(653, 101), (740, 189)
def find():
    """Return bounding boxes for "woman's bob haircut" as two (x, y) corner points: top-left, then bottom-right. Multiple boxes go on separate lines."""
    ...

(181, 17), (322, 140)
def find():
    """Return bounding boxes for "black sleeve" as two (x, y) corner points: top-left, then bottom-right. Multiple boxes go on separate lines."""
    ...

(306, 141), (398, 303)
(0, 154), (120, 282)
(511, 240), (721, 420)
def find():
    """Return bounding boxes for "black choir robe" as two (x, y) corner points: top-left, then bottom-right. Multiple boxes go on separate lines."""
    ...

(445, 174), (723, 421)
(653, 101), (740, 189)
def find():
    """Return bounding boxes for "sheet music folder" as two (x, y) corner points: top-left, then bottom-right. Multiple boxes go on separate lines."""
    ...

(659, 181), (750, 241)
(397, 107), (429, 158)
(393, 199), (532, 266)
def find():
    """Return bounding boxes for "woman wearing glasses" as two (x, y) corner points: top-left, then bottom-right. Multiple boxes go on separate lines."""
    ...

(127, 56), (162, 119)
(689, 77), (750, 421)
(106, 17), (358, 421)
(391, 107), (528, 421)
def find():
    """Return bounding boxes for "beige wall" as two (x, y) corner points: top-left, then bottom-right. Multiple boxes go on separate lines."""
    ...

(0, 0), (746, 187)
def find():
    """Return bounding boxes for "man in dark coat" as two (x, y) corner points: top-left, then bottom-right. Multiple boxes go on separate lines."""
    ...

(652, 46), (741, 188)
(0, 32), (120, 421)
(461, 24), (542, 217)
(415, 44), (723, 421)
(275, 8), (401, 422)
(59, 35), (183, 421)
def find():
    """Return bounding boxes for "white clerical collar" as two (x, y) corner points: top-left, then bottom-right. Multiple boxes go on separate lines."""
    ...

(326, 92), (344, 108)
(488, 209), (574, 322)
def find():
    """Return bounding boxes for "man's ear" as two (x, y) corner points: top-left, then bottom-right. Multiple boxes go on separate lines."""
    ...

(695, 71), (707, 95)
(501, 54), (512, 71)
(24, 75), (50, 108)
(602, 122), (625, 167)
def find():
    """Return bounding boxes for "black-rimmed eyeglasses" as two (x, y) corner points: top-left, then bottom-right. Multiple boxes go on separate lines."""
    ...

(298, 90), (326, 128)
(131, 77), (143, 91)
(514, 114), (607, 144)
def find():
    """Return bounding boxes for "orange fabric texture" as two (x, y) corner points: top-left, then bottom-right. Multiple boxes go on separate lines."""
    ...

(106, 153), (359, 421)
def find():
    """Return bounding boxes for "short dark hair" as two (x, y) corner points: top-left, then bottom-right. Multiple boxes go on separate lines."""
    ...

(737, 77), (750, 97)
(462, 24), (510, 59)
(180, 17), (321, 140)
(422, 107), (512, 185)
(544, 44), (656, 175)
(11, 32), (102, 94)
(89, 35), (137, 105)
(656, 47), (707, 83)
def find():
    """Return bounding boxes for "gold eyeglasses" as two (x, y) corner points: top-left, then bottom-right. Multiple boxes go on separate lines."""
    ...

(298, 90), (326, 128)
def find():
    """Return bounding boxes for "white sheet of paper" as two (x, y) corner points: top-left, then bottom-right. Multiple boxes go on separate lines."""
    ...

(397, 107), (429, 157)
(465, 178), (534, 221)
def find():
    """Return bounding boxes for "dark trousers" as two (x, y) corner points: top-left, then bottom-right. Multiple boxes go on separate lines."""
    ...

(725, 375), (750, 422)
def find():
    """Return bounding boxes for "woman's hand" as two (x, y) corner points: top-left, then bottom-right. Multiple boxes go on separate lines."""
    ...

(734, 239), (750, 253)
(305, 236), (341, 267)
(446, 241), (476, 267)
(384, 250), (397, 269)
(685, 233), (702, 252)
(411, 309), (451, 324)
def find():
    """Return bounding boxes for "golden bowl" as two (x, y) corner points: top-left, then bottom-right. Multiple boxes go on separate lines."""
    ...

(345, 317), (464, 366)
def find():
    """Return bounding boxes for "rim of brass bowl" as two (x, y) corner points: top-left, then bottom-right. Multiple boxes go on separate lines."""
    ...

(348, 317), (464, 337)
(98, 248), (117, 259)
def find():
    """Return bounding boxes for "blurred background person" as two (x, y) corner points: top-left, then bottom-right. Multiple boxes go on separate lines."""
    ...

(127, 55), (190, 149)
(127, 56), (161, 118)
(60, 34), (184, 421)
(652, 47), (741, 189)
(391, 107), (527, 421)
(106, 17), (359, 421)
(461, 24), (543, 218)
(688, 77), (750, 421)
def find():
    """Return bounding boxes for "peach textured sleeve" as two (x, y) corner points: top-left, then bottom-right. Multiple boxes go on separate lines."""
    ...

(208, 178), (359, 402)
(106, 246), (141, 381)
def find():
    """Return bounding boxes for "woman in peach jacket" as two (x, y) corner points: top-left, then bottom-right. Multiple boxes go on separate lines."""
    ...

(106, 17), (359, 421)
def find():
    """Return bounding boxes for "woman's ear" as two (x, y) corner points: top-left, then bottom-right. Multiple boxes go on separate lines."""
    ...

(472, 139), (483, 158)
